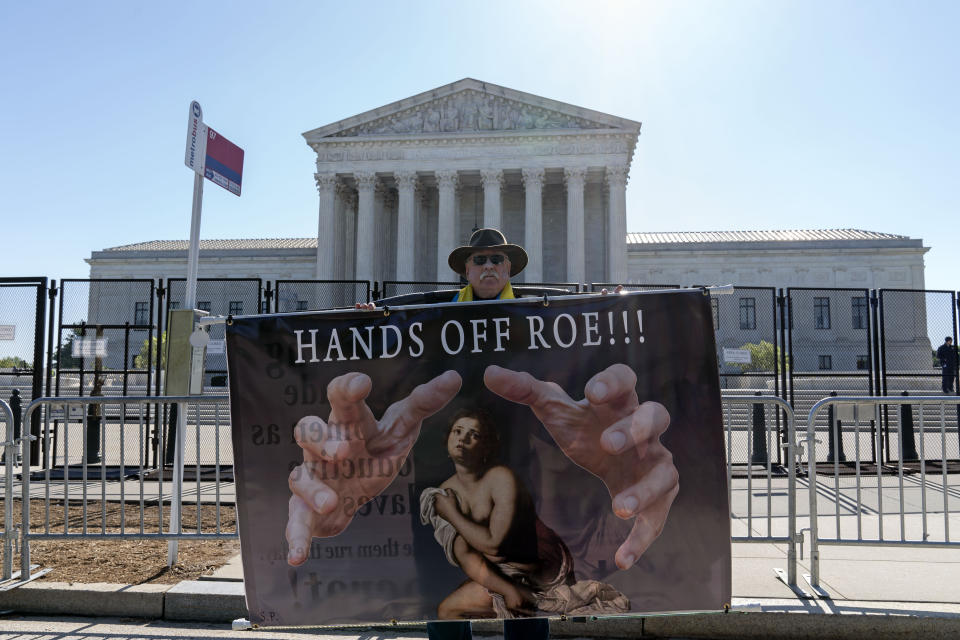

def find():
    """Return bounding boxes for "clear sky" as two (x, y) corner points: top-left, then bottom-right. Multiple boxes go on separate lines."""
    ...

(2, 1), (956, 289)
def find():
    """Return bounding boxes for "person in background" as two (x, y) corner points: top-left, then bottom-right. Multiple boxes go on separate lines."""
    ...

(937, 336), (958, 394)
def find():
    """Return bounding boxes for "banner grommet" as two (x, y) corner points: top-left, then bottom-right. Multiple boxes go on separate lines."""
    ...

(383, 306), (391, 317)
(542, 294), (549, 307)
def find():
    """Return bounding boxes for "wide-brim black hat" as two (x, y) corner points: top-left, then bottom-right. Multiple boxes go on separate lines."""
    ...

(448, 228), (528, 277)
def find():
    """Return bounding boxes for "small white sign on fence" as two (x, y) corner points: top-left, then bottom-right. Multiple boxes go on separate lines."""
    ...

(206, 339), (226, 355)
(723, 347), (752, 365)
(0, 325), (14, 340)
(72, 337), (108, 359)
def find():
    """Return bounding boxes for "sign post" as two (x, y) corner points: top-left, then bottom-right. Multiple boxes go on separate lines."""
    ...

(172, 101), (244, 565)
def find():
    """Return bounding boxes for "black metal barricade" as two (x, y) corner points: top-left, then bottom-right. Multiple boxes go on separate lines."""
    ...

(589, 283), (681, 292)
(878, 289), (958, 463)
(55, 279), (156, 398)
(786, 287), (875, 463)
(382, 281), (580, 300)
(711, 287), (783, 465)
(0, 277), (47, 464)
(53, 279), (157, 469)
(165, 278), (262, 383)
(273, 280), (370, 312)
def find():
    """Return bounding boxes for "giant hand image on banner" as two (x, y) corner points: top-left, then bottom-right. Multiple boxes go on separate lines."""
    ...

(225, 290), (730, 626)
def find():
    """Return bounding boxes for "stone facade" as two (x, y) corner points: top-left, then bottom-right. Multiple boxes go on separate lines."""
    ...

(82, 80), (935, 377)
(304, 78), (637, 284)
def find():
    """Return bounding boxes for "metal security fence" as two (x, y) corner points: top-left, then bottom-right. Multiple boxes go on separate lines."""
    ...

(13, 395), (235, 583)
(55, 279), (157, 399)
(272, 280), (370, 312)
(3, 393), (801, 588)
(166, 278), (262, 383)
(0, 278), (47, 465)
(713, 287), (780, 395)
(380, 280), (580, 300)
(879, 289), (956, 395)
(589, 282), (681, 292)
(379, 280), (461, 300)
(805, 396), (960, 591)
(786, 287), (876, 455)
(723, 395), (799, 588)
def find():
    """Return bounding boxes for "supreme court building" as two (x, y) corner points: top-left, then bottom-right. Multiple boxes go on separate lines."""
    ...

(305, 78), (635, 285)
(84, 80), (934, 377)
(89, 78), (929, 294)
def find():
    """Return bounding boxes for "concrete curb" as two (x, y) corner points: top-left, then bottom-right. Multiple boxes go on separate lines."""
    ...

(4, 581), (960, 640)
(0, 582), (168, 619)
(164, 580), (247, 621)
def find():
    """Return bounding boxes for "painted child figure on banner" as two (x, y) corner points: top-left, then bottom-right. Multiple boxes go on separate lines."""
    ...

(286, 229), (680, 625)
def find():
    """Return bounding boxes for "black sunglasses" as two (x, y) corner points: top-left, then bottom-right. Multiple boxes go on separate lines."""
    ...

(471, 254), (506, 266)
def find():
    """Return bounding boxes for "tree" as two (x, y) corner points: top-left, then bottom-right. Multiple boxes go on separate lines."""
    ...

(736, 340), (788, 373)
(134, 331), (167, 370)
(55, 329), (83, 370)
(0, 356), (29, 369)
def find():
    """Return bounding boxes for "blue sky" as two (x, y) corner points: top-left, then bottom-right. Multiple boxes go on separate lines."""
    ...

(1, 0), (956, 289)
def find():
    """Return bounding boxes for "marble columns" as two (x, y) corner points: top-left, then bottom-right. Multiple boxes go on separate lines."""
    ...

(521, 168), (544, 283)
(606, 166), (629, 283)
(354, 171), (377, 283)
(394, 171), (418, 280)
(564, 167), (587, 284)
(436, 170), (459, 280)
(314, 172), (337, 279)
(480, 169), (503, 229)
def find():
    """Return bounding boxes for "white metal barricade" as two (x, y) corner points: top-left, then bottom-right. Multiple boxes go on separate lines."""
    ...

(17, 395), (236, 582)
(721, 394), (798, 588)
(806, 395), (960, 589)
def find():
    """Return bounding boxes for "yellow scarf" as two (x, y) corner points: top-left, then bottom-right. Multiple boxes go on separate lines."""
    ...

(455, 282), (515, 302)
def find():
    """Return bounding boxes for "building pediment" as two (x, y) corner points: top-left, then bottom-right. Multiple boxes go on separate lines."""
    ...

(303, 78), (640, 142)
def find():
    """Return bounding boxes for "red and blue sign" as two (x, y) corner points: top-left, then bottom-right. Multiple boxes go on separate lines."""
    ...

(184, 101), (244, 197)
(204, 127), (244, 196)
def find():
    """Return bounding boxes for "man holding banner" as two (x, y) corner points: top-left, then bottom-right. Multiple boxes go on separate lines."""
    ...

(226, 229), (729, 631)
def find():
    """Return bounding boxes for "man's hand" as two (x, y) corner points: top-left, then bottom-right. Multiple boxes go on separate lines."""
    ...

(354, 302), (376, 310)
(286, 370), (462, 566)
(484, 363), (678, 570)
(599, 284), (625, 295)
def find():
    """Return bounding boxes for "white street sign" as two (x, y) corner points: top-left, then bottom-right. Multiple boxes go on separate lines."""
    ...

(184, 101), (208, 176)
(723, 347), (752, 364)
(72, 337), (108, 359)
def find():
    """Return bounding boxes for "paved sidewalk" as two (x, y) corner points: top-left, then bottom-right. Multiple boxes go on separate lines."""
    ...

(1, 542), (959, 639)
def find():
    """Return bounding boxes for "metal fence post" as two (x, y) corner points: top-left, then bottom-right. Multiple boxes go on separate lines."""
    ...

(9, 391), (21, 444)
(899, 391), (919, 461)
(826, 390), (846, 463)
(1, 399), (14, 581)
(751, 391), (768, 465)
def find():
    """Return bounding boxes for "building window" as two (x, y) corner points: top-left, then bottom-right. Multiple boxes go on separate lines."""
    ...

(229, 301), (244, 315)
(851, 296), (868, 330)
(133, 302), (149, 325)
(818, 355), (832, 370)
(296, 300), (309, 311)
(711, 298), (719, 329)
(814, 297), (831, 329)
(856, 355), (870, 370)
(197, 301), (211, 312)
(739, 298), (756, 330)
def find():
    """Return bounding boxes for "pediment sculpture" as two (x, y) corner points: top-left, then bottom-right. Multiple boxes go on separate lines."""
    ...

(329, 89), (611, 137)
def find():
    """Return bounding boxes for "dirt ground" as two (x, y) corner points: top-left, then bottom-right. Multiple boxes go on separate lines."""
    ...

(3, 499), (240, 584)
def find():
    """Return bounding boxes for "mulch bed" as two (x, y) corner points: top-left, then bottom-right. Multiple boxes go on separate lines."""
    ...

(2, 499), (239, 584)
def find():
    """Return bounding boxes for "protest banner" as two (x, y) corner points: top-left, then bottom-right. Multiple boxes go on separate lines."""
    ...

(226, 289), (730, 626)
